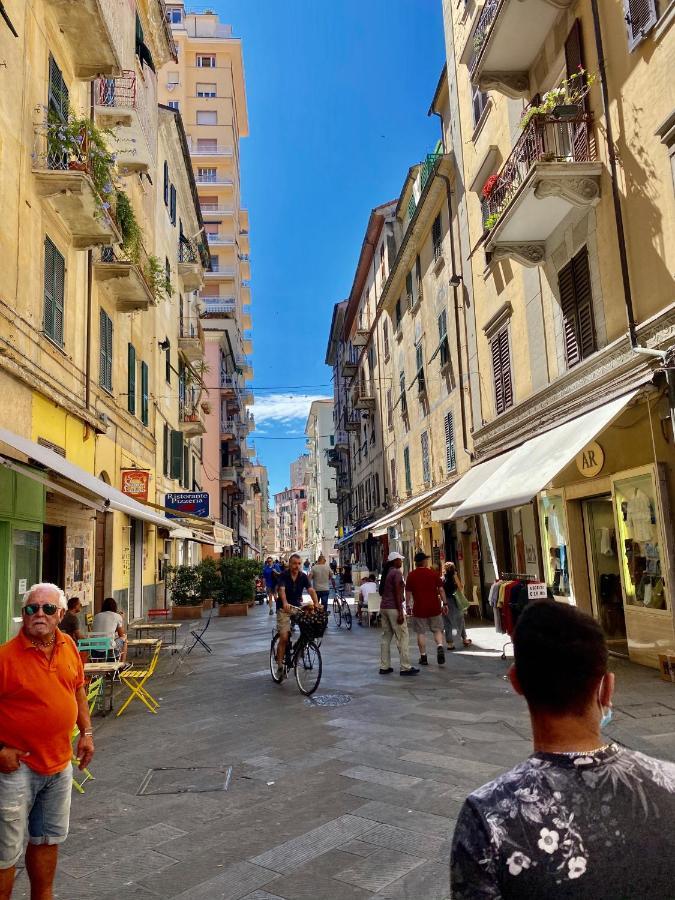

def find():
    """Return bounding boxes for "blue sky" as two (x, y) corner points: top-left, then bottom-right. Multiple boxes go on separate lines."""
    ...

(218, 0), (446, 497)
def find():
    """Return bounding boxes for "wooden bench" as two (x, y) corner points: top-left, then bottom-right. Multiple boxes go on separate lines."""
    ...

(147, 608), (170, 620)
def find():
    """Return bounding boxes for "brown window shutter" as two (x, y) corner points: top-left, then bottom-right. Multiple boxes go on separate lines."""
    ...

(564, 19), (589, 118)
(573, 247), (596, 359)
(559, 258), (581, 368)
(499, 330), (513, 411)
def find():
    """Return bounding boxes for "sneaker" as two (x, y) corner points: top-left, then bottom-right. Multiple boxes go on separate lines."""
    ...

(379, 667), (394, 675)
(437, 646), (446, 665)
(400, 667), (420, 676)
(419, 655), (428, 666)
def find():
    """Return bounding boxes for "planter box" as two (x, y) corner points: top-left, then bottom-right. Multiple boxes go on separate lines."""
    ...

(219, 603), (248, 617)
(172, 604), (202, 620)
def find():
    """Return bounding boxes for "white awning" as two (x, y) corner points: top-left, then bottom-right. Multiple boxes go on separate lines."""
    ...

(0, 427), (179, 530)
(431, 450), (517, 522)
(370, 484), (447, 537)
(452, 390), (639, 519)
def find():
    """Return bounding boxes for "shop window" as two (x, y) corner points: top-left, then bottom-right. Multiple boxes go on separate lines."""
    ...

(43, 237), (65, 347)
(99, 309), (113, 392)
(613, 472), (666, 610)
(539, 494), (571, 601)
(491, 328), (513, 415)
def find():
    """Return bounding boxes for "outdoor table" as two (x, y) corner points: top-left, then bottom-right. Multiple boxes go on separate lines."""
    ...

(134, 622), (182, 652)
(127, 638), (161, 657)
(84, 661), (126, 714)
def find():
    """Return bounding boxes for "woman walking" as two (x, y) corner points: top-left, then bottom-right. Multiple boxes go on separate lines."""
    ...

(443, 562), (472, 650)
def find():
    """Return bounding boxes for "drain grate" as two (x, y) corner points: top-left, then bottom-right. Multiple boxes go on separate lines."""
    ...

(137, 766), (232, 796)
(304, 692), (352, 708)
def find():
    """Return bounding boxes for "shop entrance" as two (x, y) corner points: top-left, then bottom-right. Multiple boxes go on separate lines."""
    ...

(129, 519), (143, 620)
(42, 524), (65, 589)
(582, 496), (627, 657)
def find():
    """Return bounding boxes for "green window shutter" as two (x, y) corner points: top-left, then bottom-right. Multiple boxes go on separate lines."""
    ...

(445, 411), (456, 473)
(127, 343), (136, 415)
(183, 444), (189, 488)
(99, 310), (106, 387)
(163, 424), (169, 476)
(44, 238), (65, 345)
(99, 310), (113, 391)
(141, 361), (149, 426)
(44, 238), (55, 340)
(170, 429), (183, 479)
(403, 447), (411, 493)
(48, 55), (69, 122)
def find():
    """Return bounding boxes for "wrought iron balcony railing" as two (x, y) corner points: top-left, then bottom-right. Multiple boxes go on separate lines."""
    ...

(469, 0), (501, 75)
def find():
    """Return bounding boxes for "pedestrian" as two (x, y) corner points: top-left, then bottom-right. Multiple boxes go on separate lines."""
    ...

(303, 558), (311, 575)
(405, 550), (447, 666)
(442, 561), (472, 650)
(58, 596), (83, 643)
(92, 597), (128, 662)
(329, 558), (338, 576)
(310, 554), (332, 611)
(450, 599), (675, 898)
(0, 583), (94, 900)
(262, 556), (276, 616)
(378, 552), (419, 677)
(356, 572), (378, 626)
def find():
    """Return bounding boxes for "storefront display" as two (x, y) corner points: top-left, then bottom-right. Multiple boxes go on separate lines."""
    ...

(538, 494), (571, 600)
(613, 472), (667, 610)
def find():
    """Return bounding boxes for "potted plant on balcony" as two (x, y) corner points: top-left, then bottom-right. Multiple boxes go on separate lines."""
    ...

(218, 558), (261, 616)
(519, 69), (597, 130)
(167, 565), (203, 619)
(196, 557), (221, 610)
(146, 254), (173, 301)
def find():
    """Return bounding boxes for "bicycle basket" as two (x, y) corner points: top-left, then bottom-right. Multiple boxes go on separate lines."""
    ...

(298, 607), (328, 640)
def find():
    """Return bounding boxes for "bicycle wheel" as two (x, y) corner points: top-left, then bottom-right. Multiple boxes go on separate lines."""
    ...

(332, 597), (342, 628)
(270, 634), (283, 683)
(343, 601), (352, 631)
(295, 640), (322, 696)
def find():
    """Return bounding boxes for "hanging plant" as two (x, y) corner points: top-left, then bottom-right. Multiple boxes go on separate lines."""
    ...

(146, 254), (173, 301)
(115, 190), (142, 263)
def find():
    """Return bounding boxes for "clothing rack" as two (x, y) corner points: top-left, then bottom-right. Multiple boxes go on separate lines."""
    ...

(497, 573), (540, 659)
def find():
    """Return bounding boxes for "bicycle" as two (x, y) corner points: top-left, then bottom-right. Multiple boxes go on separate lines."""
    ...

(269, 608), (325, 696)
(331, 588), (352, 631)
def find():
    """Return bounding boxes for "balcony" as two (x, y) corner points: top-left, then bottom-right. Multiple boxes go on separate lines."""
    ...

(327, 449), (341, 468)
(220, 466), (239, 484)
(178, 318), (204, 363)
(95, 70), (157, 173)
(352, 329), (370, 348)
(189, 145), (234, 158)
(469, 0), (574, 98)
(202, 297), (236, 317)
(196, 176), (234, 186)
(406, 152), (443, 223)
(178, 240), (204, 290)
(201, 205), (234, 217)
(220, 418), (236, 440)
(44, 0), (127, 79)
(241, 310), (253, 330)
(94, 245), (154, 311)
(354, 390), (375, 410)
(483, 114), (601, 267)
(335, 431), (349, 450)
(346, 411), (361, 432)
(206, 234), (235, 247)
(205, 265), (236, 279)
(242, 389), (254, 406)
(32, 127), (121, 250)
(179, 406), (206, 437)
(342, 360), (358, 379)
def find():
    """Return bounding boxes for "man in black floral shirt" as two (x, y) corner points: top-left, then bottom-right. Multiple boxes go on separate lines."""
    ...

(451, 600), (675, 898)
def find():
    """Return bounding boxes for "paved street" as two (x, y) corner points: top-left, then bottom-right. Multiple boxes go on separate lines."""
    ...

(15, 603), (675, 900)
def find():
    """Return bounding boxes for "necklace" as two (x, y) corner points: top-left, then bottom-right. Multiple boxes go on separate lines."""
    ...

(31, 635), (56, 649)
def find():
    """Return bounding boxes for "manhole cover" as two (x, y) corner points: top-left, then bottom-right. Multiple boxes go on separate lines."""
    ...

(137, 766), (232, 796)
(304, 692), (352, 708)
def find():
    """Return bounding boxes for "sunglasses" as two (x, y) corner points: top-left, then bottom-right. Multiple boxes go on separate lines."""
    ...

(23, 603), (60, 616)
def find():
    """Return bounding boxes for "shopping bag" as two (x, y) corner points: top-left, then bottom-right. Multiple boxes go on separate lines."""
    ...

(454, 590), (470, 612)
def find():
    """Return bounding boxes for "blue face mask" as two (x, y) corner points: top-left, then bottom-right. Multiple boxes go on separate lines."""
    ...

(600, 706), (613, 729)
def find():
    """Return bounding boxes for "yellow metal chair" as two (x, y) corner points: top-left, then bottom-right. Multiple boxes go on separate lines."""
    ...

(116, 640), (162, 718)
(72, 677), (103, 793)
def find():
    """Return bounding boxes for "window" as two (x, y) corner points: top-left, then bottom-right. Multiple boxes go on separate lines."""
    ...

(444, 411), (457, 473)
(197, 138), (218, 153)
(379, 243), (385, 276)
(438, 310), (449, 367)
(127, 343), (136, 415)
(196, 110), (217, 125)
(416, 342), (426, 394)
(165, 257), (171, 293)
(48, 55), (68, 123)
(196, 54), (216, 68)
(399, 371), (408, 417)
(405, 271), (413, 306)
(432, 213), (442, 261)
(415, 254), (422, 304)
(491, 329), (513, 415)
(383, 319), (390, 358)
(200, 195), (219, 210)
(210, 254), (219, 271)
(390, 458), (397, 498)
(43, 237), (65, 347)
(136, 14), (155, 71)
(403, 447), (412, 493)
(471, 84), (489, 127)
(367, 344), (375, 372)
(197, 83), (217, 97)
(165, 345), (171, 383)
(395, 298), (402, 329)
(166, 6), (182, 24)
(170, 430), (183, 480)
(558, 246), (596, 369)
(99, 309), (113, 392)
(197, 167), (217, 182)
(141, 361), (149, 426)
(183, 444), (189, 488)
(624, 0), (658, 50)
(386, 388), (393, 429)
(163, 423), (169, 476)
(167, 71), (179, 86)
(167, 100), (179, 110)
(163, 161), (169, 206)
(169, 184), (176, 225)
(421, 431), (430, 484)
(375, 473), (380, 507)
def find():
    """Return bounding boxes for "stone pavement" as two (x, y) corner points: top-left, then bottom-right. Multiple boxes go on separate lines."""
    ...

(14, 604), (675, 899)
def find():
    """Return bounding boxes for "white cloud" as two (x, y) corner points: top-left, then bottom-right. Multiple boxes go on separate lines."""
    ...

(252, 393), (330, 426)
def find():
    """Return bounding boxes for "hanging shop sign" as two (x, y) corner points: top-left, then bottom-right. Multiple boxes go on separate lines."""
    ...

(165, 491), (210, 518)
(121, 469), (150, 501)
(575, 441), (605, 478)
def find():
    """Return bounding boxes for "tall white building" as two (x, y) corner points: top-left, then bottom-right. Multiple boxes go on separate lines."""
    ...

(304, 400), (338, 562)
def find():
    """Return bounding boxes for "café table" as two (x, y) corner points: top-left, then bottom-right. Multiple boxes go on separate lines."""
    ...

(83, 661), (127, 714)
(133, 622), (182, 652)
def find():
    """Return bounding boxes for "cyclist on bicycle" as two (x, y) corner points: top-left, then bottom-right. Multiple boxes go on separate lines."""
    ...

(275, 552), (319, 678)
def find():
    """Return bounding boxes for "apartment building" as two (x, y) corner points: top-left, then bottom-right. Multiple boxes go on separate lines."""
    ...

(325, 301), (352, 549)
(160, 2), (259, 557)
(0, 0), (228, 637)
(273, 487), (307, 559)
(304, 400), (338, 563)
(431, 0), (675, 667)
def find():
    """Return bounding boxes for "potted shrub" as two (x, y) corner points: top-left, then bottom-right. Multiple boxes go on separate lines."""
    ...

(218, 558), (261, 616)
(167, 565), (202, 619)
(197, 557), (221, 610)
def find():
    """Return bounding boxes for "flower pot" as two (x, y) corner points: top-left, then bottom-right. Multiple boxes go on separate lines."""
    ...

(219, 603), (248, 617)
(68, 160), (88, 173)
(172, 604), (202, 620)
(202, 599), (214, 610)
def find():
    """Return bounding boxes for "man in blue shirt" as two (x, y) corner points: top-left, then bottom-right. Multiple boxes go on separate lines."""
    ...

(275, 553), (319, 678)
(262, 557), (275, 616)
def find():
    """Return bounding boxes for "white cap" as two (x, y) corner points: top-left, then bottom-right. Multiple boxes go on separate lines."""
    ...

(387, 551), (404, 562)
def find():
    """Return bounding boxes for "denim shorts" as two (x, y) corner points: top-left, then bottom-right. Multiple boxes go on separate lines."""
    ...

(0, 764), (72, 867)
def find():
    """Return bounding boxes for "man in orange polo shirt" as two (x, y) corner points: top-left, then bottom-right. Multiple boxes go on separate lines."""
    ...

(0, 583), (94, 900)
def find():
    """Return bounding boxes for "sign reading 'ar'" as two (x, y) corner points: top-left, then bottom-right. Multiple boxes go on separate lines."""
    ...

(575, 441), (605, 478)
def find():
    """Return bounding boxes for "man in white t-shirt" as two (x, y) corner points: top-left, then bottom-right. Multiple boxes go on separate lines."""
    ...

(91, 597), (127, 661)
(357, 573), (379, 626)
